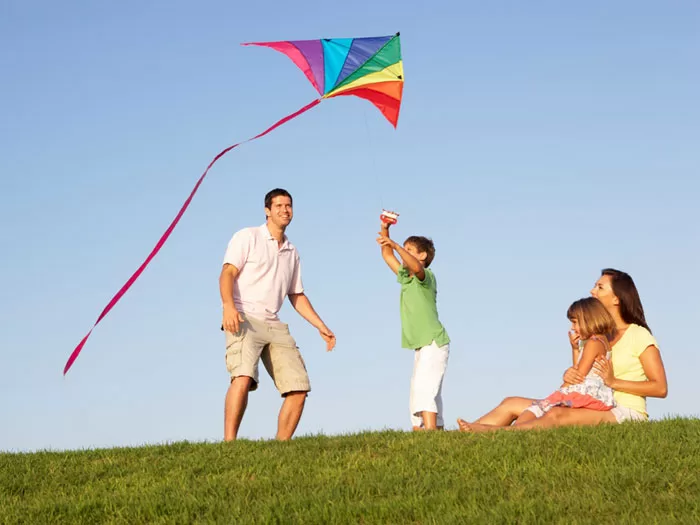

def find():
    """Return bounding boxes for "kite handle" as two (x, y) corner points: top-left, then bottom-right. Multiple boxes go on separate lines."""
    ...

(380, 209), (399, 225)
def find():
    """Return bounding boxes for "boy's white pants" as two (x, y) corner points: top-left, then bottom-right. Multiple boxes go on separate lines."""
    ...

(410, 341), (450, 428)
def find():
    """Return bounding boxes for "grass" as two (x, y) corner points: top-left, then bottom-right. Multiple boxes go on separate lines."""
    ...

(1, 418), (699, 524)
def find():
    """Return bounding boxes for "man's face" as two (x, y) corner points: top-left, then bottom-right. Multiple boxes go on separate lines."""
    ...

(265, 195), (293, 228)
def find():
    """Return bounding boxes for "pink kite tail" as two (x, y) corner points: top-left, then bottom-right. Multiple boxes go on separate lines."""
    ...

(63, 98), (322, 375)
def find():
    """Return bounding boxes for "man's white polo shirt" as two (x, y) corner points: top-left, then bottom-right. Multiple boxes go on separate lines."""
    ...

(223, 224), (303, 321)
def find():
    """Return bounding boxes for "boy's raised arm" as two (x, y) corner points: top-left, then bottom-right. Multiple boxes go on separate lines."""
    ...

(393, 243), (425, 281)
(377, 223), (401, 274)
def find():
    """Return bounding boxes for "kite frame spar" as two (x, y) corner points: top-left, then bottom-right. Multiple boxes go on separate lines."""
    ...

(63, 32), (403, 375)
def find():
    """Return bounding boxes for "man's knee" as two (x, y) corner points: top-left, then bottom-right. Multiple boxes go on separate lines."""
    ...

(231, 375), (254, 391)
(283, 391), (307, 404)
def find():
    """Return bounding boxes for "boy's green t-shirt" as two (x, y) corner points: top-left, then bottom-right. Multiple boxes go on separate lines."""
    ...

(397, 266), (450, 349)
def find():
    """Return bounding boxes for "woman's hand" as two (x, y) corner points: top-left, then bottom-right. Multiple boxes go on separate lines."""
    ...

(563, 366), (584, 385)
(593, 356), (616, 387)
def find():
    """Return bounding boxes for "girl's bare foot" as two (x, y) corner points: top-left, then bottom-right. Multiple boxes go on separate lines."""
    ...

(458, 419), (499, 433)
(467, 422), (494, 433)
(457, 418), (472, 432)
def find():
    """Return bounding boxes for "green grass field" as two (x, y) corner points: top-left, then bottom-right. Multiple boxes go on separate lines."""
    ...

(2, 418), (698, 524)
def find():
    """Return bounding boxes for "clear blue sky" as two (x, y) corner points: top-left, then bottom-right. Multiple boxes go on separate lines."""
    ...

(1, 1), (698, 452)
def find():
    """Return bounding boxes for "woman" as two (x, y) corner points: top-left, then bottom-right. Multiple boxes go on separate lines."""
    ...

(458, 268), (668, 431)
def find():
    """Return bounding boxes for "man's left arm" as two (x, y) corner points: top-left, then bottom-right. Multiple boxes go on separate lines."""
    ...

(288, 293), (336, 351)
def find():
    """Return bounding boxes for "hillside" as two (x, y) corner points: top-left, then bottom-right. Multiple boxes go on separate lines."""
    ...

(2, 419), (699, 524)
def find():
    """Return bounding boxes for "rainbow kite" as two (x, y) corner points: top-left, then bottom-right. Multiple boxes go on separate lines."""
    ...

(245, 33), (403, 127)
(63, 33), (404, 375)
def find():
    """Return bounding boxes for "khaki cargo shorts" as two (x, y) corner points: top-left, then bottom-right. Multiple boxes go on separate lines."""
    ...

(224, 315), (310, 395)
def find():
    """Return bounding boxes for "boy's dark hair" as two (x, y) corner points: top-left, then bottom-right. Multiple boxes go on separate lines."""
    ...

(264, 188), (293, 210)
(404, 236), (436, 267)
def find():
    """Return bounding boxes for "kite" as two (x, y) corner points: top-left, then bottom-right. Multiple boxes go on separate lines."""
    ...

(245, 33), (404, 127)
(63, 32), (404, 375)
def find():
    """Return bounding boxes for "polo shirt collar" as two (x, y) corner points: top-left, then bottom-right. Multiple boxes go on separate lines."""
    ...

(259, 223), (291, 250)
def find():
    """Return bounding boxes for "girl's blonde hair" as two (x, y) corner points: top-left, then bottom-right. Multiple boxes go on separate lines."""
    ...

(567, 297), (617, 341)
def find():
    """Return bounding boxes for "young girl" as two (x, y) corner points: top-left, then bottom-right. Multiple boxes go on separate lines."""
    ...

(516, 297), (617, 424)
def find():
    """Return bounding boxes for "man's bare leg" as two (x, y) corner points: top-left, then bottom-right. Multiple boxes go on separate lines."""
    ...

(276, 391), (306, 441)
(224, 376), (254, 441)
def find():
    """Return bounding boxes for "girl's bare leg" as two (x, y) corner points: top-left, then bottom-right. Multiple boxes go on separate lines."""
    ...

(514, 410), (537, 425)
(463, 407), (617, 432)
(457, 396), (535, 431)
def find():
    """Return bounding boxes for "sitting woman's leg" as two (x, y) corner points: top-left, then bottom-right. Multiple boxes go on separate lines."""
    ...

(514, 409), (537, 425)
(457, 396), (535, 430)
(464, 406), (617, 432)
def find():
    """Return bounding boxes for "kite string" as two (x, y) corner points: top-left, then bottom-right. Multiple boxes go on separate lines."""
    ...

(362, 107), (384, 211)
(63, 98), (322, 375)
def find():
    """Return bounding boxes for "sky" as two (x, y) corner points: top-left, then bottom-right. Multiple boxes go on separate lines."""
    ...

(1, 1), (698, 452)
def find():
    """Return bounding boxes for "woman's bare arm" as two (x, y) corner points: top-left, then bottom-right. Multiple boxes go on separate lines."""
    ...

(594, 345), (668, 398)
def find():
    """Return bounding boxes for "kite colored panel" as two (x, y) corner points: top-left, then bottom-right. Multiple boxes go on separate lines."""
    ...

(242, 40), (321, 94)
(321, 38), (353, 94)
(331, 35), (402, 93)
(289, 39), (325, 95)
(333, 36), (393, 89)
(328, 61), (404, 97)
(330, 81), (404, 127)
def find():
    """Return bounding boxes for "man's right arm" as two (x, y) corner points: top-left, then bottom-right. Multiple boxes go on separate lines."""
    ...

(220, 263), (244, 333)
(220, 228), (251, 333)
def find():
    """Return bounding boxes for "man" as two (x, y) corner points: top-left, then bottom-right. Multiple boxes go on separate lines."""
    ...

(219, 188), (336, 441)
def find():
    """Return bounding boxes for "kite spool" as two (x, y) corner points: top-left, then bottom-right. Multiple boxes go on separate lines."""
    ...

(380, 209), (399, 225)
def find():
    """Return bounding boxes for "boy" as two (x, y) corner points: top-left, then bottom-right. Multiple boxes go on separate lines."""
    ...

(376, 220), (450, 430)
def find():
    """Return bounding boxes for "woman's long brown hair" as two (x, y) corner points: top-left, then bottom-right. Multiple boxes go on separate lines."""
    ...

(601, 268), (652, 333)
